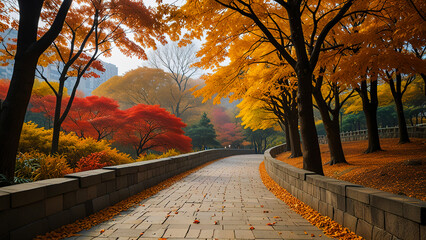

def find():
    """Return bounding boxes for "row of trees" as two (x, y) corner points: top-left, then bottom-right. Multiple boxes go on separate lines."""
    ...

(163, 0), (425, 174)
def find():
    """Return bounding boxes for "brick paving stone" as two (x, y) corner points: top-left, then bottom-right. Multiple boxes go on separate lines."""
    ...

(213, 229), (235, 238)
(66, 155), (331, 239)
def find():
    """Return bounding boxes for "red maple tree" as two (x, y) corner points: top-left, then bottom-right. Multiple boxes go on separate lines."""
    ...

(62, 96), (124, 141)
(211, 107), (244, 148)
(116, 104), (192, 156)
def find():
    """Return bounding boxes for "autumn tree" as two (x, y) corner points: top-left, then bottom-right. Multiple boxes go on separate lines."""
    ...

(0, 0), (72, 180)
(333, 0), (425, 147)
(34, 0), (166, 154)
(168, 0), (384, 174)
(116, 104), (192, 156)
(210, 106), (244, 148)
(185, 113), (221, 150)
(62, 96), (124, 141)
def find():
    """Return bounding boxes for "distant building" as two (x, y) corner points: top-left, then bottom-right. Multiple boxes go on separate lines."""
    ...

(0, 29), (118, 96)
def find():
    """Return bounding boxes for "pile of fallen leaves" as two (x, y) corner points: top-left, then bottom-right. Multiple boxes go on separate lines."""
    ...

(276, 138), (426, 201)
(259, 162), (363, 240)
(34, 160), (219, 240)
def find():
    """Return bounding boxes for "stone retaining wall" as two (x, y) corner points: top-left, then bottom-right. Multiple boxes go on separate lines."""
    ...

(264, 145), (425, 240)
(0, 149), (254, 240)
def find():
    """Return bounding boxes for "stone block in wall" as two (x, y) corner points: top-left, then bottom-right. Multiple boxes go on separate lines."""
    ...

(96, 182), (107, 197)
(344, 212), (358, 232)
(118, 188), (130, 201)
(325, 191), (337, 206)
(66, 169), (115, 188)
(326, 180), (361, 196)
(327, 203), (334, 219)
(370, 192), (403, 216)
(0, 182), (45, 208)
(75, 188), (88, 204)
(356, 219), (373, 240)
(421, 224), (426, 240)
(10, 218), (48, 240)
(104, 163), (139, 176)
(87, 185), (98, 200)
(385, 212), (419, 240)
(116, 175), (128, 189)
(92, 195), (110, 212)
(369, 206), (385, 229)
(306, 174), (329, 189)
(311, 197), (319, 211)
(319, 201), (327, 216)
(8, 200), (45, 231)
(346, 186), (382, 205)
(109, 190), (120, 205)
(45, 194), (63, 216)
(69, 203), (86, 222)
(35, 178), (79, 198)
(402, 198), (426, 224)
(334, 209), (344, 225)
(47, 209), (71, 231)
(0, 191), (10, 211)
(372, 226), (393, 240)
(63, 191), (76, 209)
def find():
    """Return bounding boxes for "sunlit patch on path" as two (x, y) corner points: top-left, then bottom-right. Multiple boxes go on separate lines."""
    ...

(65, 155), (329, 239)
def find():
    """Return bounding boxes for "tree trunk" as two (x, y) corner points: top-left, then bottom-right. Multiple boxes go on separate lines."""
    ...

(358, 79), (381, 153)
(0, 0), (72, 181)
(312, 86), (347, 165)
(282, 120), (291, 152)
(324, 119), (347, 164)
(287, 110), (302, 158)
(297, 73), (324, 175)
(394, 96), (410, 143)
(364, 106), (381, 153)
(0, 58), (38, 180)
(388, 75), (410, 144)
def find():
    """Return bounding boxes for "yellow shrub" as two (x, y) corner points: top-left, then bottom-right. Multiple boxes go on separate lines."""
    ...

(136, 149), (181, 161)
(33, 154), (72, 181)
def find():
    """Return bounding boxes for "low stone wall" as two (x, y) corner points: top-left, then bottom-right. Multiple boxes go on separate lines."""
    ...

(318, 126), (426, 144)
(0, 149), (254, 240)
(264, 145), (425, 240)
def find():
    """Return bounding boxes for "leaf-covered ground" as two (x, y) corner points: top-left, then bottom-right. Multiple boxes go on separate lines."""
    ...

(276, 138), (426, 201)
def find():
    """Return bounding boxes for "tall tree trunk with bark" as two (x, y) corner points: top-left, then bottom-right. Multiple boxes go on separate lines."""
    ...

(312, 73), (348, 165)
(0, 0), (72, 181)
(357, 79), (381, 153)
(388, 73), (410, 144)
(287, 109), (302, 158)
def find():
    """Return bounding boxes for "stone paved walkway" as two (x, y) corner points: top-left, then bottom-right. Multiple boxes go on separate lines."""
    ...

(67, 155), (331, 239)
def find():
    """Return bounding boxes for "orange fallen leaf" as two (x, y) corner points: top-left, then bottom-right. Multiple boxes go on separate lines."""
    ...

(250, 226), (255, 230)
(193, 219), (200, 224)
(214, 221), (218, 225)
(99, 229), (105, 234)
(311, 233), (315, 237)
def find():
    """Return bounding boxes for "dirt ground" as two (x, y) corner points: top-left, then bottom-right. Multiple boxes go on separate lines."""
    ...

(275, 138), (426, 201)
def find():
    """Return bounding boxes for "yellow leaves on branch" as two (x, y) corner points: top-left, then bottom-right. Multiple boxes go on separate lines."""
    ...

(259, 162), (363, 240)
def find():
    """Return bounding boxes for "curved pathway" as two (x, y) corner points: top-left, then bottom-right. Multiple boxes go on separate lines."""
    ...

(67, 155), (330, 239)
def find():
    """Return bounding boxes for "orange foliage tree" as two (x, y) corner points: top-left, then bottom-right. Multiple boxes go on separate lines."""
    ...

(116, 104), (192, 157)
(166, 0), (385, 174)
